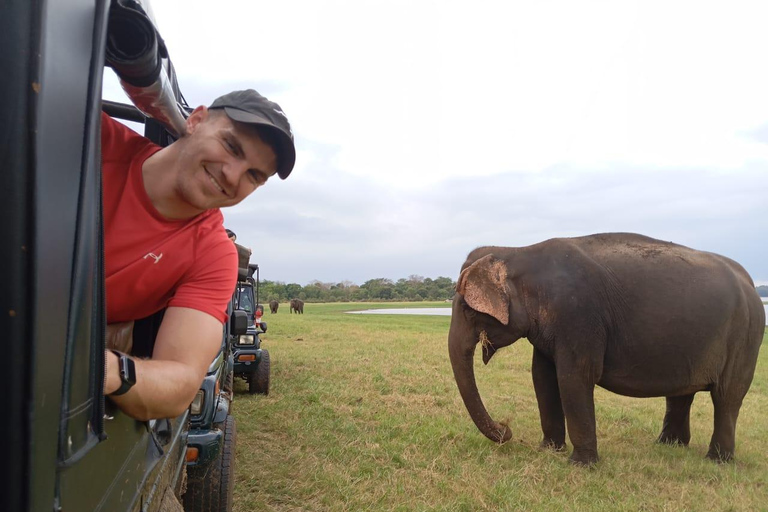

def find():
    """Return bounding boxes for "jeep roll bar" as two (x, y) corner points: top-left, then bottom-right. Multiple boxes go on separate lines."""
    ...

(105, 0), (188, 137)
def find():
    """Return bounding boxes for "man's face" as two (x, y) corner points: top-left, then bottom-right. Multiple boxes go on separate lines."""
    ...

(174, 106), (278, 212)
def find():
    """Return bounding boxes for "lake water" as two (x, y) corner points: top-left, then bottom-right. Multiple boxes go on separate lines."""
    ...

(349, 304), (768, 325)
(347, 308), (452, 316)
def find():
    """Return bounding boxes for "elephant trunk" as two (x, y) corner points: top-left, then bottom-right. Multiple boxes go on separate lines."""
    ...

(448, 301), (512, 444)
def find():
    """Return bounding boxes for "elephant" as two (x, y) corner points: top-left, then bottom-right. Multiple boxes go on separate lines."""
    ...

(290, 299), (304, 314)
(269, 300), (279, 314)
(448, 233), (764, 466)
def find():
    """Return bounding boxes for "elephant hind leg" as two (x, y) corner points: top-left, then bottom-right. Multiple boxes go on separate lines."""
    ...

(706, 391), (743, 463)
(657, 394), (695, 446)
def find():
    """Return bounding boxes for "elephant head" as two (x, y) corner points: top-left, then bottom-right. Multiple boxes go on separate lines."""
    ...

(448, 252), (531, 444)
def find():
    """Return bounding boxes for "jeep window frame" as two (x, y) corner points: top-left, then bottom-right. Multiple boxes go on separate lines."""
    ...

(0, 1), (192, 510)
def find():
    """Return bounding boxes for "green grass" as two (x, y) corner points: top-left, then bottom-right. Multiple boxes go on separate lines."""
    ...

(232, 302), (768, 512)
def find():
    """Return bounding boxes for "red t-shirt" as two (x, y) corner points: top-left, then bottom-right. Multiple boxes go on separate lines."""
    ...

(101, 112), (238, 324)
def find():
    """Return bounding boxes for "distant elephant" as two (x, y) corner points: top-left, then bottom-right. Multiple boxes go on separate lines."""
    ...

(290, 299), (304, 314)
(269, 300), (279, 314)
(449, 233), (764, 466)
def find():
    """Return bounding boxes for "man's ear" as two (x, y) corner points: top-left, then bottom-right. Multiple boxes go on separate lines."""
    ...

(185, 105), (208, 135)
(456, 254), (509, 325)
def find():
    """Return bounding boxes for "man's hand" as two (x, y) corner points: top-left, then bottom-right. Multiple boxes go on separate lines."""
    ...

(106, 307), (224, 421)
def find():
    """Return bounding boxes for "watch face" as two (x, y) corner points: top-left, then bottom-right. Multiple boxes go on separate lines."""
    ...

(119, 354), (137, 386)
(109, 351), (136, 396)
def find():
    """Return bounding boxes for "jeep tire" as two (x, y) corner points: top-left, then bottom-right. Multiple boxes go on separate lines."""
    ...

(248, 349), (270, 395)
(184, 415), (236, 512)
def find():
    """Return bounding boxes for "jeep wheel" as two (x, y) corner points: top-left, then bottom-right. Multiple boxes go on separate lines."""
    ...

(183, 415), (236, 512)
(248, 349), (270, 395)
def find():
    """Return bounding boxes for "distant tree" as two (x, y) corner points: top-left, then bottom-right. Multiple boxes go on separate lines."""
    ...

(757, 285), (768, 297)
(394, 278), (419, 301)
(258, 275), (457, 302)
(302, 285), (321, 301)
(260, 280), (285, 301)
(285, 283), (302, 299)
(433, 276), (456, 300)
(359, 278), (393, 301)
(351, 286), (369, 301)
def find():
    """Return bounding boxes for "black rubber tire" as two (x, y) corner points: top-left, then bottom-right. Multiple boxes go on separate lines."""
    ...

(183, 415), (236, 512)
(248, 349), (270, 395)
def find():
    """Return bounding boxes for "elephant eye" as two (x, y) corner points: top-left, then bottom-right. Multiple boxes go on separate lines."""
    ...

(459, 299), (477, 319)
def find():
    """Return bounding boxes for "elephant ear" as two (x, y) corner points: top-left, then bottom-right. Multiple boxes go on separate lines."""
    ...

(456, 254), (509, 325)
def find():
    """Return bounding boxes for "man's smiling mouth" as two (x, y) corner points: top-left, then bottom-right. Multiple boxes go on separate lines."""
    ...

(204, 167), (229, 197)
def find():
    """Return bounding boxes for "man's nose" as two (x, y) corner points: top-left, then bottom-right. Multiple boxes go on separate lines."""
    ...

(222, 160), (249, 186)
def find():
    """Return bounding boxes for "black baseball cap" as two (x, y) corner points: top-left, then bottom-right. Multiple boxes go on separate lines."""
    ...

(209, 89), (296, 179)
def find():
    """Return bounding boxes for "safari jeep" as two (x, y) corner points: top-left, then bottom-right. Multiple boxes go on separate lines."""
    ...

(232, 262), (272, 395)
(1, 0), (240, 510)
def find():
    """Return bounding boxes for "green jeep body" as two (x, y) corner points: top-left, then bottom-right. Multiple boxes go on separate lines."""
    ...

(1, 1), (240, 510)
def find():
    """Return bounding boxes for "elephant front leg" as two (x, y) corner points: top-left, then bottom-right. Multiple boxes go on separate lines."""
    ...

(657, 394), (695, 446)
(532, 349), (566, 451)
(556, 363), (600, 466)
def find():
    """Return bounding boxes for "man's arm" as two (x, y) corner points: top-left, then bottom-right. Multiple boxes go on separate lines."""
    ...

(105, 306), (223, 421)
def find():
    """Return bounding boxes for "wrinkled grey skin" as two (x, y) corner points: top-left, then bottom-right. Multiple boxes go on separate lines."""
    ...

(269, 300), (279, 314)
(448, 233), (764, 466)
(290, 299), (304, 314)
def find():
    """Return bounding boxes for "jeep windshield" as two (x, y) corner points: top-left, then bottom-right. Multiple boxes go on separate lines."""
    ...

(236, 285), (254, 313)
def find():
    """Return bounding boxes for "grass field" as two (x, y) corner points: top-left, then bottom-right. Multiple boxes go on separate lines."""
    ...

(231, 302), (768, 512)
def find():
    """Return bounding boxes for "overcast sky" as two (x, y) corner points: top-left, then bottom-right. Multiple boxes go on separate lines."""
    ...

(104, 0), (768, 286)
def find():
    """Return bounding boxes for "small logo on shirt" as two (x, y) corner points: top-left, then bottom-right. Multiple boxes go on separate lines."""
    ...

(143, 252), (163, 264)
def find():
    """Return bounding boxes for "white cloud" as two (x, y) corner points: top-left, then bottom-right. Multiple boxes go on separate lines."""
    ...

(119, 0), (768, 285)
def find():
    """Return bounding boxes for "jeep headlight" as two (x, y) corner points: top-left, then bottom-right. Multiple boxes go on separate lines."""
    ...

(190, 390), (204, 415)
(238, 334), (255, 345)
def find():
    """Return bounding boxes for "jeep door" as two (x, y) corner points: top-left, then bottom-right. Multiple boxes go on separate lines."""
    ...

(1, 1), (188, 511)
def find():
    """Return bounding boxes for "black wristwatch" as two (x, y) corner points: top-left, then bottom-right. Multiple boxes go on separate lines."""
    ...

(109, 350), (137, 396)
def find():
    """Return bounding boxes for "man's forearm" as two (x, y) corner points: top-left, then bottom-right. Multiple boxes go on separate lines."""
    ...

(105, 350), (202, 421)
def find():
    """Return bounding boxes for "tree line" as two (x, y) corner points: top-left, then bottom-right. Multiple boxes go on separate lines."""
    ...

(258, 278), (768, 303)
(258, 275), (456, 303)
